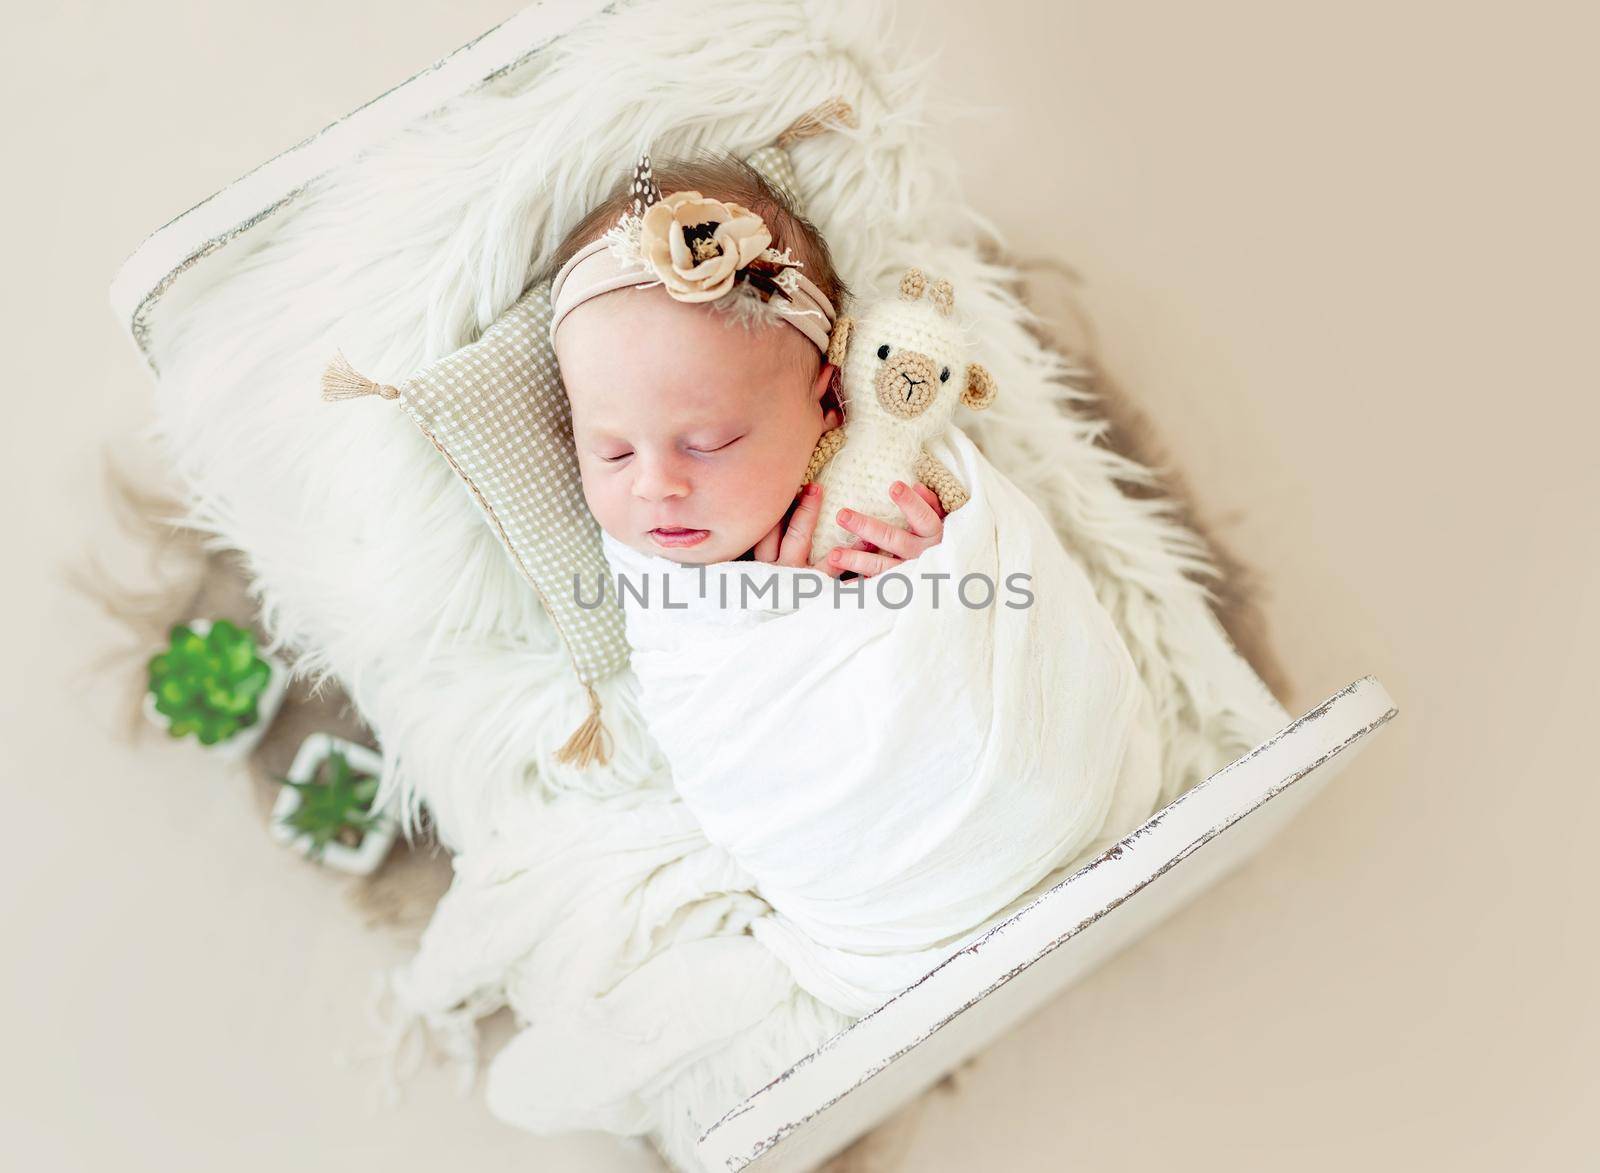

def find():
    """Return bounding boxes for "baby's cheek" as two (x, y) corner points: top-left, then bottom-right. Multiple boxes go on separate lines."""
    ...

(579, 469), (629, 536)
(573, 467), (604, 517)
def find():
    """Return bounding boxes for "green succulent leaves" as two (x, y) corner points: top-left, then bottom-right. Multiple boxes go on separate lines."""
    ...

(277, 748), (385, 859)
(147, 620), (273, 746)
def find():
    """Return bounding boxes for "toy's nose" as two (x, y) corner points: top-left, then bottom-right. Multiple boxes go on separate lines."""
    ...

(897, 351), (936, 383)
(873, 348), (941, 418)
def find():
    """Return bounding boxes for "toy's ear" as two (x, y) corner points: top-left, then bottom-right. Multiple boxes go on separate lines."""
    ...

(961, 362), (998, 410)
(826, 314), (854, 367)
(899, 268), (927, 300)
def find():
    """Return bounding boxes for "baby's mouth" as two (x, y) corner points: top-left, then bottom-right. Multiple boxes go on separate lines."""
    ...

(649, 527), (710, 548)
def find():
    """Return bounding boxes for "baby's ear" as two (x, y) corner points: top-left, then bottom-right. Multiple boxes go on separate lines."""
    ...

(826, 315), (853, 368)
(961, 362), (998, 411)
(818, 363), (844, 430)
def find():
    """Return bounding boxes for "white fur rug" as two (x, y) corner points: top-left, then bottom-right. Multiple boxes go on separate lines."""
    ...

(134, 0), (1288, 1166)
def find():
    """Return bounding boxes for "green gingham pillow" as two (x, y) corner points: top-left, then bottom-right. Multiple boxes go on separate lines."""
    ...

(322, 282), (624, 766)
(317, 114), (844, 770)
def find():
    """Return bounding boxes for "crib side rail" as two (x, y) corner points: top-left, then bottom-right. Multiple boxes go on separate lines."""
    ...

(106, 0), (611, 364)
(695, 675), (1398, 1173)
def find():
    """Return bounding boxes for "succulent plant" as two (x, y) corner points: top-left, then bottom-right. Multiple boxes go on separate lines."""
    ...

(276, 747), (386, 860)
(147, 620), (274, 746)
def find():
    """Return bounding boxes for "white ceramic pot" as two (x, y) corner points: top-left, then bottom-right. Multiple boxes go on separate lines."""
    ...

(142, 618), (288, 762)
(270, 733), (397, 876)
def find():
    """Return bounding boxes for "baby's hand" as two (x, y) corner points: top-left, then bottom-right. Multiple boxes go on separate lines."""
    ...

(829, 481), (948, 578)
(749, 482), (829, 569)
(749, 482), (947, 578)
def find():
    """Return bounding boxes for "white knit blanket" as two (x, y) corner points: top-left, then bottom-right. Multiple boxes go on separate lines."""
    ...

(378, 791), (802, 1139)
(376, 426), (1165, 1139)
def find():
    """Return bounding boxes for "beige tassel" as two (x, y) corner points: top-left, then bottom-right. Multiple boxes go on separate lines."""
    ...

(776, 96), (857, 150)
(321, 351), (401, 402)
(554, 682), (612, 769)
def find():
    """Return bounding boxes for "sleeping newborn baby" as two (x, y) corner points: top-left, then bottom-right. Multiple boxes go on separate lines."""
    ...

(545, 151), (1162, 1016)
(549, 152), (948, 578)
(372, 151), (1164, 1155)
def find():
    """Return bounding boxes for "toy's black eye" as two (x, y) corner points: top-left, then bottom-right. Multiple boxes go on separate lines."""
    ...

(939, 367), (950, 383)
(876, 344), (890, 360)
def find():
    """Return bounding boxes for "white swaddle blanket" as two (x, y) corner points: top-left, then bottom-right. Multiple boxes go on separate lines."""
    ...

(599, 423), (1161, 1015)
(373, 424), (1163, 1145)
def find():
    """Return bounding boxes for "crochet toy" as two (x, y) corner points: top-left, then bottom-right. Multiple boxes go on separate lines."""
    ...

(803, 267), (998, 567)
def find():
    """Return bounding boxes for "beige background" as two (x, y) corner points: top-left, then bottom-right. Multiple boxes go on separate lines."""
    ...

(5, 1), (1596, 1169)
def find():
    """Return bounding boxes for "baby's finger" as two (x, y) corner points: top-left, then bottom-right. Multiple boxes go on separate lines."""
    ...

(813, 554), (846, 578)
(778, 483), (824, 566)
(828, 544), (900, 578)
(891, 481), (944, 539)
(912, 482), (946, 519)
(835, 506), (916, 560)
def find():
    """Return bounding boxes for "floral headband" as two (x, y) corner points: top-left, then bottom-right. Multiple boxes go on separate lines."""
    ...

(548, 154), (837, 354)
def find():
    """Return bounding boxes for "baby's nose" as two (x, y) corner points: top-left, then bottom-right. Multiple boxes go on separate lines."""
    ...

(630, 458), (690, 501)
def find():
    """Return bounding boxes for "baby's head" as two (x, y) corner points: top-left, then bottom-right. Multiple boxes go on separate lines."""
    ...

(549, 152), (848, 565)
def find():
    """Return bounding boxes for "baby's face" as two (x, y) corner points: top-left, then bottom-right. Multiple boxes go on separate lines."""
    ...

(556, 286), (837, 565)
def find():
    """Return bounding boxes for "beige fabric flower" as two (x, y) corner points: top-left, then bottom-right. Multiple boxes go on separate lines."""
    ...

(638, 190), (773, 302)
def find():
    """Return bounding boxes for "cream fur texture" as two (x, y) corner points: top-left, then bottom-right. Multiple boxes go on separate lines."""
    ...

(133, 0), (1288, 1164)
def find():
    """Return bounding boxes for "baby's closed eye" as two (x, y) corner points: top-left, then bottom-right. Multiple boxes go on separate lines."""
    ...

(595, 434), (743, 462)
(691, 435), (743, 454)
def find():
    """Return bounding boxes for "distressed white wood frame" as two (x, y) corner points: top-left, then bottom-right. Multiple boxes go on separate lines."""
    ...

(694, 677), (1396, 1172)
(109, 6), (1399, 1170)
(109, 0), (616, 364)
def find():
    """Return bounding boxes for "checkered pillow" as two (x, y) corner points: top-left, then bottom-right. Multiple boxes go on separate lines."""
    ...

(403, 283), (626, 681)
